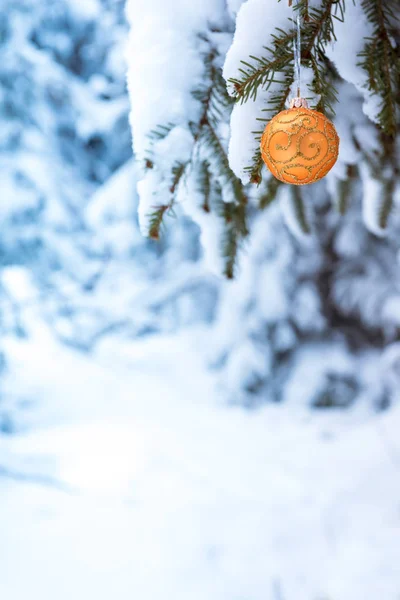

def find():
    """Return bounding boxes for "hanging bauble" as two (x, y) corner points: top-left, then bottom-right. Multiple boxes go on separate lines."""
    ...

(260, 98), (339, 185)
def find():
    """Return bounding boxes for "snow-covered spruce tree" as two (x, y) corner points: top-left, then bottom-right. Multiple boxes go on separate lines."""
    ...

(0, 0), (217, 430)
(127, 0), (400, 406)
(0, 0), (133, 429)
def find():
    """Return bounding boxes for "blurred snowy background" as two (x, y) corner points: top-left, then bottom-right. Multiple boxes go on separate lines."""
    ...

(1, 1), (400, 599)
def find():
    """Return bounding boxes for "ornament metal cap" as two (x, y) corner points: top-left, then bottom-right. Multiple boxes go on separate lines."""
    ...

(289, 97), (309, 109)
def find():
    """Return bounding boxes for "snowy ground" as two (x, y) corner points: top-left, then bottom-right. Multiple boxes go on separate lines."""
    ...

(1, 325), (400, 600)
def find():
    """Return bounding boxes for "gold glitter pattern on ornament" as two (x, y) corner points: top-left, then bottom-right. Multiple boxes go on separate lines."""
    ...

(260, 107), (339, 185)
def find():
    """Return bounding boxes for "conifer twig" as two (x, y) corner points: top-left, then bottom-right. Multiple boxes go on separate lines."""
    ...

(146, 37), (248, 275)
(358, 0), (399, 136)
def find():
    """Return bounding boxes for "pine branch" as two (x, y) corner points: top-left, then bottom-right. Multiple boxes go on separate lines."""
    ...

(379, 178), (394, 229)
(201, 121), (246, 207)
(170, 162), (186, 195)
(337, 178), (350, 215)
(291, 187), (310, 234)
(302, 0), (345, 60)
(220, 201), (249, 279)
(193, 45), (249, 271)
(358, 0), (400, 136)
(336, 165), (357, 215)
(197, 160), (211, 212)
(200, 121), (249, 274)
(148, 204), (171, 240)
(230, 39), (295, 104)
(144, 44), (236, 237)
(259, 176), (282, 210)
(360, 133), (397, 229)
(232, 0), (344, 107)
(309, 54), (338, 115)
(145, 36), (248, 276)
(191, 45), (233, 136)
(246, 149), (265, 185)
(143, 123), (187, 238)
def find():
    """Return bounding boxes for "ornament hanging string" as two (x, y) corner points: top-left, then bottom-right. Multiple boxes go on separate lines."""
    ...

(291, 0), (302, 98)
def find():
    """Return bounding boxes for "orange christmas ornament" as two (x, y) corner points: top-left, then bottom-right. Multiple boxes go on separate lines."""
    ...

(260, 97), (339, 185)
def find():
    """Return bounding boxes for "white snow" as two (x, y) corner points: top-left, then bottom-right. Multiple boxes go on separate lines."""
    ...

(324, 0), (382, 125)
(226, 0), (247, 18)
(1, 326), (400, 599)
(227, 92), (268, 184)
(257, 261), (289, 322)
(360, 162), (387, 237)
(126, 0), (228, 233)
(279, 185), (313, 242)
(65, 0), (101, 20)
